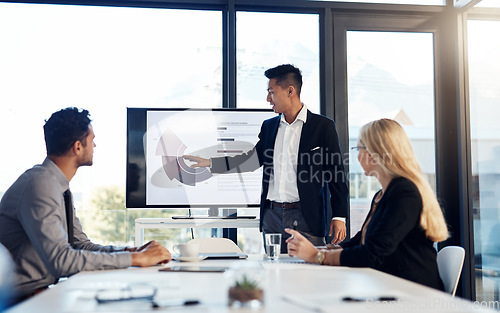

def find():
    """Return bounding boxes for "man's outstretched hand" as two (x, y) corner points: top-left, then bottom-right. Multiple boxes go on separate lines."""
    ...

(182, 155), (210, 168)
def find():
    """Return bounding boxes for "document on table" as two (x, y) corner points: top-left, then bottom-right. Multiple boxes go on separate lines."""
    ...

(63, 278), (183, 312)
(282, 290), (412, 313)
(282, 291), (488, 313)
(260, 255), (307, 270)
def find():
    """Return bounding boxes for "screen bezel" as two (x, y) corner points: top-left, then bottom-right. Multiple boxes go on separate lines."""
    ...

(126, 107), (275, 209)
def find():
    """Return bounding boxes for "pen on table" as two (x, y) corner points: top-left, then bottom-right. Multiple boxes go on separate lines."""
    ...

(342, 296), (397, 302)
(152, 299), (200, 309)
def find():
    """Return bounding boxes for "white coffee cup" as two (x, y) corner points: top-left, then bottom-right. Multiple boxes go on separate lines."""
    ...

(172, 243), (200, 258)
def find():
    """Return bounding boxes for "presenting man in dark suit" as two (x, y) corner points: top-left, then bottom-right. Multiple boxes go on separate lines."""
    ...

(184, 64), (348, 252)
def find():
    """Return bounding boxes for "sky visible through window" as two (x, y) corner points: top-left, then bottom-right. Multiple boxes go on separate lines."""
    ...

(0, 3), (222, 194)
(346, 30), (436, 234)
(475, 0), (500, 8)
(236, 12), (320, 113)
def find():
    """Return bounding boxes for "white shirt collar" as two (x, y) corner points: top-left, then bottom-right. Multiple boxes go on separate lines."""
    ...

(280, 104), (308, 125)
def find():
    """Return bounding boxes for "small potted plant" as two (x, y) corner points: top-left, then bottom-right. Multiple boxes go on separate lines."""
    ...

(228, 274), (264, 308)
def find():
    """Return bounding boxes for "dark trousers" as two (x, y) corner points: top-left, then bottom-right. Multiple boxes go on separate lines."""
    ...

(262, 200), (325, 253)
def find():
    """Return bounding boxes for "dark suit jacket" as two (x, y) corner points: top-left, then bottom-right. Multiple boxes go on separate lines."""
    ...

(212, 110), (348, 237)
(340, 177), (444, 291)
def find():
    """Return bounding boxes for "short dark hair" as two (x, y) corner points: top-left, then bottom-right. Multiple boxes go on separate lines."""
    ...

(264, 64), (303, 96)
(43, 107), (92, 156)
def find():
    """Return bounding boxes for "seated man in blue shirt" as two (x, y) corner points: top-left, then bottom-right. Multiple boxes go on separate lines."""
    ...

(0, 107), (171, 303)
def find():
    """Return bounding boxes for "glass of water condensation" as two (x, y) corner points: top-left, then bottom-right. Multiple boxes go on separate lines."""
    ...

(265, 233), (281, 260)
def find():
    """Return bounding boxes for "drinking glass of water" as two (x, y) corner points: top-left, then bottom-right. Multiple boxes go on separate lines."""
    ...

(265, 233), (281, 260)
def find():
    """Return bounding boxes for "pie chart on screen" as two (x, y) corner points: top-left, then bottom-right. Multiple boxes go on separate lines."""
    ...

(155, 128), (212, 186)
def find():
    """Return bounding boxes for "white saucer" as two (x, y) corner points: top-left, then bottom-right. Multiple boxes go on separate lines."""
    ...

(173, 255), (207, 262)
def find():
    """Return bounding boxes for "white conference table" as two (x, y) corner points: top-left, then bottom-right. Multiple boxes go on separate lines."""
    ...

(6, 255), (495, 313)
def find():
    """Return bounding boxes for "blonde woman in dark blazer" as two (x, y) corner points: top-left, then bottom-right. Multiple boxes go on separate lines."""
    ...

(286, 118), (449, 290)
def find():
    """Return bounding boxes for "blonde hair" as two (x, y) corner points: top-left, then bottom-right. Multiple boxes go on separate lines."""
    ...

(359, 119), (448, 242)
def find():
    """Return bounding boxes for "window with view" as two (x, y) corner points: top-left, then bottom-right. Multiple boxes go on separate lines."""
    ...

(235, 11), (320, 250)
(0, 2), (222, 249)
(236, 12), (320, 114)
(467, 19), (500, 303)
(347, 31), (436, 235)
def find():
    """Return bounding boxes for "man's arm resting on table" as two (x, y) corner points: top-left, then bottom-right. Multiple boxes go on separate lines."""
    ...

(130, 241), (172, 267)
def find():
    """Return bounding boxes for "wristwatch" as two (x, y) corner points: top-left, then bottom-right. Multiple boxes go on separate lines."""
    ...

(315, 250), (326, 265)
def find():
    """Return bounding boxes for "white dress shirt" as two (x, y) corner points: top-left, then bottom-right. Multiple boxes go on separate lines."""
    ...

(266, 105), (307, 203)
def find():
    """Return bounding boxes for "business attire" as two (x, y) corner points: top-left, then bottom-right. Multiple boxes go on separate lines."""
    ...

(339, 177), (444, 290)
(211, 105), (348, 252)
(0, 158), (131, 299)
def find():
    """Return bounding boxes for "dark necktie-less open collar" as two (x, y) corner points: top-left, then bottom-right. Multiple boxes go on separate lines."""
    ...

(63, 189), (74, 246)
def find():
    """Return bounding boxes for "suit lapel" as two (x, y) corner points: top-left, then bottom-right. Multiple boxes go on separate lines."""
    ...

(264, 115), (281, 176)
(298, 110), (313, 153)
(269, 115), (280, 141)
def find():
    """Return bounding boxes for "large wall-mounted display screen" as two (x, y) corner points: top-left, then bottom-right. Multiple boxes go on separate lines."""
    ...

(126, 108), (276, 208)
